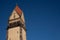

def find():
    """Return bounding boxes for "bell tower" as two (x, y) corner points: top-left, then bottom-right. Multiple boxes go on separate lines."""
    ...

(7, 5), (26, 40)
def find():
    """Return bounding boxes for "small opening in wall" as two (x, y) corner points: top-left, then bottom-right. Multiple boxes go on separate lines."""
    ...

(17, 31), (18, 33)
(9, 38), (11, 40)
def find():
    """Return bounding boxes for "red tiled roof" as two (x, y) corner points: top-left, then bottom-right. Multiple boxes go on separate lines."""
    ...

(15, 5), (22, 15)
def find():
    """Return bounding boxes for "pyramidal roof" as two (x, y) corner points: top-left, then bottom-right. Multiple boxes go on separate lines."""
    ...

(15, 5), (22, 15)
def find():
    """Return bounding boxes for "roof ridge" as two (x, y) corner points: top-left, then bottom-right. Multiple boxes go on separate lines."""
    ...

(15, 5), (22, 15)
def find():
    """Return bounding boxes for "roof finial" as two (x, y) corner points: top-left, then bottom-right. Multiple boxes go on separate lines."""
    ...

(16, 3), (18, 6)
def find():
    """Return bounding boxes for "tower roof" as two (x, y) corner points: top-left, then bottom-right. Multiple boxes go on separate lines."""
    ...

(15, 5), (22, 15)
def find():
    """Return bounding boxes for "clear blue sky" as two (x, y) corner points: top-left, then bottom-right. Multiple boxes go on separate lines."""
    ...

(0, 0), (60, 40)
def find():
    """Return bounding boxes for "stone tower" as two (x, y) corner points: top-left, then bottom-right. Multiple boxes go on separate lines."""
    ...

(7, 5), (26, 40)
